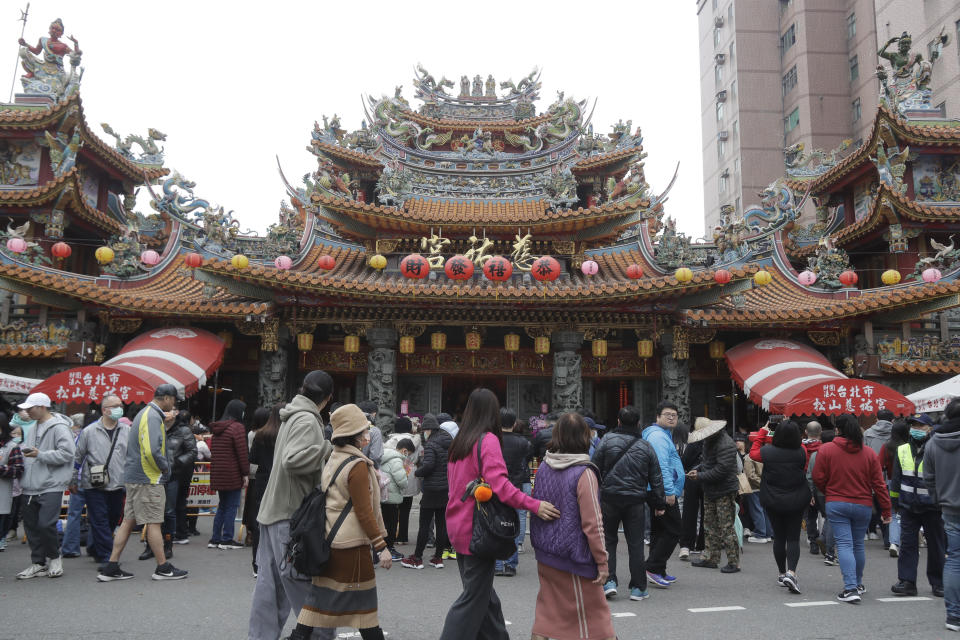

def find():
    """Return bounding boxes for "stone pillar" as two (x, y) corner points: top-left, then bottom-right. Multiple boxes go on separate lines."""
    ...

(258, 342), (289, 408)
(660, 332), (691, 425)
(366, 327), (398, 427)
(551, 330), (584, 412)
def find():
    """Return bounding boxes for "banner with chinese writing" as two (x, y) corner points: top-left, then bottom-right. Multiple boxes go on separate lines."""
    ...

(783, 380), (914, 417)
(32, 365), (153, 405)
(0, 371), (42, 394)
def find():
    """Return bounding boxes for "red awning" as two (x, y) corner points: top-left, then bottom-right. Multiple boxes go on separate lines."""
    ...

(725, 338), (914, 417)
(32, 327), (225, 404)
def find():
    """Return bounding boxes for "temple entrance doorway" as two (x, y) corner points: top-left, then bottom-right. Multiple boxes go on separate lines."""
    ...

(441, 374), (508, 419)
(591, 379), (632, 428)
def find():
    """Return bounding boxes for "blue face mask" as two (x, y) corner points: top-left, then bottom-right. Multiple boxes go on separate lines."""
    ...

(13, 436), (22, 444)
(910, 428), (928, 440)
(108, 407), (124, 421)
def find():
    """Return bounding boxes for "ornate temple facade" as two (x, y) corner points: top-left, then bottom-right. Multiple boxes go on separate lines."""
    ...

(1, 21), (959, 427)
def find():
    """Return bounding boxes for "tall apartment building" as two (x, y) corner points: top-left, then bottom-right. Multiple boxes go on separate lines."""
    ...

(697, 0), (960, 234)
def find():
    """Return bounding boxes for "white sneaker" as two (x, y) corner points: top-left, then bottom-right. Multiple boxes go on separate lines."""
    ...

(47, 556), (63, 578)
(889, 544), (899, 557)
(679, 547), (690, 560)
(868, 532), (879, 540)
(17, 563), (49, 579)
(747, 536), (770, 543)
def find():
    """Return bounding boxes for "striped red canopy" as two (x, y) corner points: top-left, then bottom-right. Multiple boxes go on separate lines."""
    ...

(33, 327), (225, 404)
(725, 338), (914, 417)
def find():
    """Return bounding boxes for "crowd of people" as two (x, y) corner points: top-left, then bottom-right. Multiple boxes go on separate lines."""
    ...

(2, 373), (959, 638)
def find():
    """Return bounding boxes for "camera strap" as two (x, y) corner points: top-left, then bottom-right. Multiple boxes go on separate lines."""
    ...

(99, 423), (120, 475)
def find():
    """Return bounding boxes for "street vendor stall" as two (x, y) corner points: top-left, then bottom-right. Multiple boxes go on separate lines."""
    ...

(725, 338), (915, 417)
(31, 327), (225, 404)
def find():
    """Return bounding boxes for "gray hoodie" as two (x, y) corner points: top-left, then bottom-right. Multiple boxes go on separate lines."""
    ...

(257, 394), (333, 526)
(21, 412), (75, 495)
(863, 419), (893, 455)
(924, 425), (960, 517)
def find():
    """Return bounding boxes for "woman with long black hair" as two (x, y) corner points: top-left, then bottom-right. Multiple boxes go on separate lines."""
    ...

(208, 399), (249, 549)
(439, 389), (559, 640)
(248, 404), (282, 576)
(749, 420), (811, 593)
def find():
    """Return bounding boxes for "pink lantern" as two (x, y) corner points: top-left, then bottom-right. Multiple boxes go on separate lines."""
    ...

(140, 249), (160, 266)
(798, 270), (817, 285)
(274, 255), (293, 270)
(581, 260), (599, 276)
(6, 237), (26, 254)
(922, 268), (942, 283)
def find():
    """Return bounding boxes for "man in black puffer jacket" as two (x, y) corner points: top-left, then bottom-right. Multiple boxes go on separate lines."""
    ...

(689, 418), (741, 573)
(591, 405), (666, 599)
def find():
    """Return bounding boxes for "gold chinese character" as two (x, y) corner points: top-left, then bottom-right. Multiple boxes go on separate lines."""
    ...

(420, 230), (451, 269)
(510, 232), (534, 272)
(465, 235), (493, 267)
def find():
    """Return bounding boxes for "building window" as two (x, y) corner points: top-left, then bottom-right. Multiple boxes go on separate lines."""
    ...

(732, 120), (739, 141)
(850, 55), (859, 82)
(714, 26), (721, 47)
(713, 0), (718, 9)
(956, 20), (960, 58)
(780, 24), (796, 55)
(715, 64), (724, 87)
(734, 157), (740, 175)
(716, 101), (724, 122)
(785, 107), (800, 133)
(847, 13), (856, 40)
(735, 196), (741, 213)
(728, 3), (734, 23)
(717, 139), (726, 158)
(782, 65), (798, 95)
(780, 0), (793, 16)
(729, 41), (735, 65)
(731, 80), (737, 99)
(852, 97), (862, 122)
(719, 174), (728, 193)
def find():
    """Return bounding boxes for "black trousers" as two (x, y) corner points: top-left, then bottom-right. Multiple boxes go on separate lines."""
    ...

(382, 502), (400, 549)
(898, 508), (945, 588)
(397, 496), (413, 543)
(414, 506), (448, 558)
(679, 479), (705, 550)
(805, 503), (820, 542)
(601, 500), (647, 589)
(23, 492), (63, 564)
(439, 554), (509, 640)
(768, 508), (804, 573)
(648, 502), (682, 575)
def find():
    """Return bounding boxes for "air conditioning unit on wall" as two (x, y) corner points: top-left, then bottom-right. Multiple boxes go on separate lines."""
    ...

(715, 16), (724, 27)
(718, 130), (729, 141)
(716, 90), (727, 102)
(715, 53), (726, 64)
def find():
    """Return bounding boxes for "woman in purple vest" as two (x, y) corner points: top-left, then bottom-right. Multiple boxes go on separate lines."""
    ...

(530, 412), (615, 640)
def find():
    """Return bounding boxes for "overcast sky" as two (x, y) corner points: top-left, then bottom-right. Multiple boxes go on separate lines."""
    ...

(1, 1), (706, 238)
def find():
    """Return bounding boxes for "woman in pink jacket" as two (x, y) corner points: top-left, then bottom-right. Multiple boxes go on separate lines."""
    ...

(439, 388), (560, 640)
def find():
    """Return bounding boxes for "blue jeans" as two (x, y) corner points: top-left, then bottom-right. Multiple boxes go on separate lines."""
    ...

(211, 489), (242, 544)
(826, 501), (873, 590)
(746, 493), (773, 538)
(943, 513), (960, 622)
(85, 488), (124, 562)
(497, 482), (530, 571)
(61, 488), (88, 555)
(889, 499), (901, 546)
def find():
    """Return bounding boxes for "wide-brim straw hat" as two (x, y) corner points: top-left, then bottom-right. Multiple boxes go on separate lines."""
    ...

(330, 404), (370, 439)
(687, 417), (727, 443)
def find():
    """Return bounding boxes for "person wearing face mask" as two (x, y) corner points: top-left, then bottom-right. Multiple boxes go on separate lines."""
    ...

(889, 413), (944, 598)
(0, 412), (25, 552)
(73, 395), (129, 564)
(248, 370), (337, 640)
(6, 424), (24, 542)
(208, 399), (249, 550)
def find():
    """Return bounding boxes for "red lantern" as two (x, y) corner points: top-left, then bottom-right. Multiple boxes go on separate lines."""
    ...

(839, 270), (858, 287)
(400, 254), (430, 279)
(713, 269), (731, 284)
(483, 256), (513, 282)
(317, 254), (336, 271)
(531, 256), (560, 282)
(51, 242), (71, 259)
(184, 252), (203, 268)
(626, 264), (644, 279)
(444, 255), (474, 280)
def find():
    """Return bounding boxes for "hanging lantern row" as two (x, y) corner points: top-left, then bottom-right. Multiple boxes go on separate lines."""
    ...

(5, 237), (26, 254)
(431, 332), (447, 351)
(674, 267), (693, 283)
(344, 335), (360, 354)
(626, 264), (644, 279)
(637, 339), (654, 359)
(923, 268), (942, 283)
(534, 336), (550, 355)
(709, 340), (726, 360)
(482, 256), (512, 282)
(398, 335), (416, 355)
(95, 246), (115, 265)
(754, 269), (772, 286)
(713, 269), (731, 284)
(275, 255), (293, 270)
(231, 254), (249, 269)
(297, 333), (314, 352)
(591, 339), (608, 358)
(531, 256), (560, 282)
(368, 254), (387, 270)
(465, 331), (482, 351)
(798, 270), (817, 286)
(444, 255), (474, 280)
(581, 260), (599, 276)
(141, 250), (160, 266)
(185, 252), (203, 268)
(51, 242), (71, 259)
(400, 253), (430, 280)
(504, 333), (520, 352)
(317, 254), (336, 271)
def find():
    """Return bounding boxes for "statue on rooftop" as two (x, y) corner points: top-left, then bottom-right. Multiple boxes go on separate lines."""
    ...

(485, 75), (496, 97)
(18, 18), (81, 98)
(100, 124), (166, 165)
(877, 31), (940, 114)
(460, 75), (470, 97)
(472, 74), (483, 97)
(500, 68), (539, 97)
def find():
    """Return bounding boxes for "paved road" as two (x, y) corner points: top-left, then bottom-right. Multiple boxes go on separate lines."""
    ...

(0, 513), (950, 639)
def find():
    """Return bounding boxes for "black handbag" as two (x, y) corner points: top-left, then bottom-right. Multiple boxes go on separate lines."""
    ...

(461, 436), (520, 560)
(285, 455), (358, 576)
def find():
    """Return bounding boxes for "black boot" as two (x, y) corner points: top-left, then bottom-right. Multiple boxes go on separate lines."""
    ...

(138, 545), (154, 561)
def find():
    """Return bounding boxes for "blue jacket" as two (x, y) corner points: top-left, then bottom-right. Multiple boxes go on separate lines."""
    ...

(642, 424), (685, 497)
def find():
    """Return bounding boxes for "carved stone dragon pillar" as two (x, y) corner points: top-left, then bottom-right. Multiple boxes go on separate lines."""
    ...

(660, 329), (691, 425)
(366, 326), (398, 429)
(551, 330), (584, 412)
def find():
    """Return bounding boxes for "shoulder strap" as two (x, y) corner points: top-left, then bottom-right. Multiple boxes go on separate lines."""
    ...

(324, 455), (360, 544)
(476, 434), (486, 479)
(606, 434), (641, 476)
(102, 424), (121, 470)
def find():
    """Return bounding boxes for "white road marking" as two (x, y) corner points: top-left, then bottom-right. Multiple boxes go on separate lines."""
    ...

(612, 612), (637, 618)
(784, 601), (838, 607)
(875, 597), (933, 602)
(505, 620), (512, 625)
(337, 634), (389, 638)
(688, 606), (746, 613)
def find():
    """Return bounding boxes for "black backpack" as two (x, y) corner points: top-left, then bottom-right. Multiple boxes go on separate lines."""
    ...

(285, 455), (358, 576)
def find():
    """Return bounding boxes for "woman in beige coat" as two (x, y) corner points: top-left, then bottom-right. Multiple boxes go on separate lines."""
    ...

(289, 404), (391, 640)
